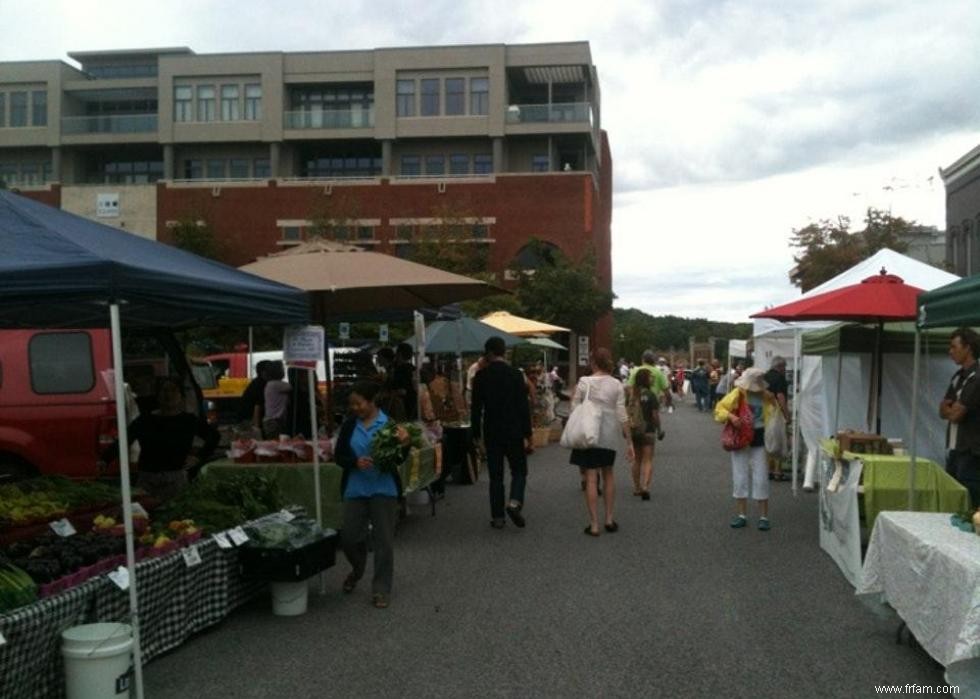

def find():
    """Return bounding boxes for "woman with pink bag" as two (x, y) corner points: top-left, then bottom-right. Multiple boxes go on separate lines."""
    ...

(714, 367), (778, 531)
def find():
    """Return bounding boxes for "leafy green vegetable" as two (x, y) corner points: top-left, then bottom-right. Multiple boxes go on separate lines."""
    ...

(370, 422), (423, 474)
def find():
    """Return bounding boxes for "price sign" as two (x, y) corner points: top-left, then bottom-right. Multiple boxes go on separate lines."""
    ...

(379, 324), (389, 343)
(181, 545), (202, 568)
(283, 325), (325, 368)
(278, 509), (296, 522)
(212, 532), (233, 549)
(108, 566), (130, 591)
(49, 518), (77, 538)
(338, 322), (351, 340)
(229, 526), (250, 546)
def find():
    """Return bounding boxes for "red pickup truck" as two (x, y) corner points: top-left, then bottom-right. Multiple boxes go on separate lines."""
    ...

(0, 328), (210, 482)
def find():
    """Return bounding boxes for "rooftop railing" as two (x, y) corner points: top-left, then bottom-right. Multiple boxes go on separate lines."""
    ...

(61, 114), (158, 134)
(284, 107), (375, 129)
(505, 102), (593, 125)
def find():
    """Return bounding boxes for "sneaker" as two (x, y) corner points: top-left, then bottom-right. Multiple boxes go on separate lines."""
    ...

(490, 519), (506, 529)
(730, 515), (747, 529)
(757, 517), (771, 531)
(505, 504), (526, 528)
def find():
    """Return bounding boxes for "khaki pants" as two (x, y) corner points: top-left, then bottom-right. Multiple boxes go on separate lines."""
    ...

(341, 497), (399, 595)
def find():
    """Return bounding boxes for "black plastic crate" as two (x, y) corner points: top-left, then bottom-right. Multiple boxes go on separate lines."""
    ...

(238, 533), (338, 582)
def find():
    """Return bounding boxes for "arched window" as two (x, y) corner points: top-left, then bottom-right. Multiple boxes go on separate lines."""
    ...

(513, 241), (562, 270)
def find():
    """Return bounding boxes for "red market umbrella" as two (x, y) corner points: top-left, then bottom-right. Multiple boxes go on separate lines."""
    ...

(752, 268), (923, 435)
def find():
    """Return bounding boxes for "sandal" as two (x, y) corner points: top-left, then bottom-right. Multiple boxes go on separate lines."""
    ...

(372, 593), (389, 609)
(583, 526), (600, 537)
(604, 521), (619, 533)
(342, 573), (359, 594)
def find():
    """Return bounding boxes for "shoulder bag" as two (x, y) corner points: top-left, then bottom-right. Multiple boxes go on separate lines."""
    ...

(561, 379), (602, 450)
(721, 391), (754, 451)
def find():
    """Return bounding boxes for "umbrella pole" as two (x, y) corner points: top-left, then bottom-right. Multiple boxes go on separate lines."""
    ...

(110, 303), (145, 699)
(307, 368), (326, 594)
(247, 326), (254, 379)
(908, 328), (921, 510)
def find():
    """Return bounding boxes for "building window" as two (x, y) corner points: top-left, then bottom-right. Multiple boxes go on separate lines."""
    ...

(396, 79), (415, 117)
(196, 85), (216, 122)
(20, 163), (39, 185)
(531, 154), (550, 172)
(10, 92), (27, 127)
(332, 226), (350, 241)
(420, 79), (440, 116)
(0, 94), (5, 127)
(174, 86), (193, 122)
(229, 158), (249, 178)
(400, 155), (421, 176)
(282, 226), (302, 242)
(0, 162), (16, 186)
(31, 91), (46, 127)
(425, 155), (445, 176)
(449, 154), (470, 175)
(473, 153), (493, 174)
(445, 78), (465, 115)
(396, 224), (414, 239)
(470, 78), (489, 116)
(42, 161), (52, 182)
(184, 159), (202, 179)
(254, 158), (271, 178)
(221, 84), (240, 121)
(244, 84), (262, 120)
(357, 226), (375, 241)
(206, 159), (225, 179)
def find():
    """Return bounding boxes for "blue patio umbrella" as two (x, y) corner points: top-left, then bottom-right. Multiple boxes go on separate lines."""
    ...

(404, 316), (524, 355)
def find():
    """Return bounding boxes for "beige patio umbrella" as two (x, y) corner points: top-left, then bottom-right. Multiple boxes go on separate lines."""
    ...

(241, 240), (504, 318)
(480, 310), (569, 336)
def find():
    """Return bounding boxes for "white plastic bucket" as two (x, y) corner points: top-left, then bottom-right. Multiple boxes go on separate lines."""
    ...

(62, 623), (133, 699)
(271, 579), (309, 616)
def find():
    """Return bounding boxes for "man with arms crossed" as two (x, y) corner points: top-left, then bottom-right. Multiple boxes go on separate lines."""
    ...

(940, 328), (980, 507)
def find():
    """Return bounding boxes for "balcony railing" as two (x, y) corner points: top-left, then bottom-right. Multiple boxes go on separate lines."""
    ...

(62, 114), (158, 134)
(505, 102), (593, 125)
(284, 107), (375, 130)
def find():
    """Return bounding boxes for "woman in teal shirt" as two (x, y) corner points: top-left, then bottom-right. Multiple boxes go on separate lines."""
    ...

(335, 381), (408, 609)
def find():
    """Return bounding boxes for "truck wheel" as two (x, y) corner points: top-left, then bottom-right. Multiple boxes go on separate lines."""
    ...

(0, 457), (34, 484)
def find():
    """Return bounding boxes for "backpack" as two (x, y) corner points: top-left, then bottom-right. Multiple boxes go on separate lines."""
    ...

(627, 388), (650, 438)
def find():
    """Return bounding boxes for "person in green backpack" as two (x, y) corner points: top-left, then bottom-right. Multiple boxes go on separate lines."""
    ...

(627, 368), (660, 501)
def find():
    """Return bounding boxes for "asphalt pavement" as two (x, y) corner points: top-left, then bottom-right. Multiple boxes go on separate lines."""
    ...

(144, 396), (945, 698)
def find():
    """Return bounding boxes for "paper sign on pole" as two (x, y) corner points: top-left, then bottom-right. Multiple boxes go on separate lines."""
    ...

(413, 311), (426, 352)
(578, 335), (590, 366)
(379, 324), (389, 343)
(283, 325), (325, 369)
(338, 322), (350, 341)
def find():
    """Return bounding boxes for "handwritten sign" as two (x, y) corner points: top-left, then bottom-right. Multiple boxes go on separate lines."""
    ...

(181, 545), (202, 568)
(212, 532), (233, 549)
(49, 518), (77, 538)
(229, 527), (250, 546)
(283, 325), (325, 368)
(108, 566), (130, 591)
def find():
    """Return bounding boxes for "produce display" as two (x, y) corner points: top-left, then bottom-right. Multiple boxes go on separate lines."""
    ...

(153, 471), (283, 533)
(0, 477), (121, 527)
(371, 422), (423, 474)
(0, 558), (37, 613)
(245, 516), (326, 550)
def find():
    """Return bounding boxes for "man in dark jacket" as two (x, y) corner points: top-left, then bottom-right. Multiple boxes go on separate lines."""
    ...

(471, 336), (532, 529)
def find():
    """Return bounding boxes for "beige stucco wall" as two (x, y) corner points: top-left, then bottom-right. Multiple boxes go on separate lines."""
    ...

(61, 183), (157, 239)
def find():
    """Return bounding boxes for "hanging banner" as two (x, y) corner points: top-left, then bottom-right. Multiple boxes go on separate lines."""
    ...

(818, 450), (864, 588)
(283, 325), (325, 369)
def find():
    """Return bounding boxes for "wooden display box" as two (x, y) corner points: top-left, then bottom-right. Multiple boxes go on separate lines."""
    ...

(837, 431), (892, 456)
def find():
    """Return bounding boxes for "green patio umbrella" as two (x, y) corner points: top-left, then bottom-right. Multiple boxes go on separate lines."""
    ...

(404, 316), (524, 355)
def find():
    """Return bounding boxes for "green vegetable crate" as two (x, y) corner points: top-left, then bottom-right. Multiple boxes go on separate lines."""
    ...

(238, 533), (338, 583)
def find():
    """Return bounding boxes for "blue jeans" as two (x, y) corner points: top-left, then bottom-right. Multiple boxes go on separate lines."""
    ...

(947, 450), (980, 509)
(486, 437), (528, 519)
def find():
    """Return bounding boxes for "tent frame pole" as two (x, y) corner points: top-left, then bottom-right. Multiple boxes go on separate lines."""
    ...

(110, 303), (145, 699)
(791, 329), (801, 495)
(307, 367), (326, 594)
(908, 328), (921, 510)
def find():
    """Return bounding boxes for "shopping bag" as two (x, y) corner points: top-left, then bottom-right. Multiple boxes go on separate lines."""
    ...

(764, 409), (787, 456)
(560, 381), (601, 449)
(720, 393), (753, 451)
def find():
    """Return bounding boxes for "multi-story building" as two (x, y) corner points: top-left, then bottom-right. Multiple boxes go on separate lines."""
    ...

(941, 144), (980, 276)
(0, 42), (613, 347)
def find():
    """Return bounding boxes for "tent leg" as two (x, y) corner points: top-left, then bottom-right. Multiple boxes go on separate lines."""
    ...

(247, 326), (254, 379)
(307, 368), (326, 595)
(908, 329), (921, 510)
(833, 352), (843, 433)
(110, 304), (145, 699)
(791, 329), (801, 495)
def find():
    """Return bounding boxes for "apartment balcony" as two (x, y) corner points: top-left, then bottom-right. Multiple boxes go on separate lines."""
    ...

(62, 114), (158, 135)
(283, 107), (375, 131)
(505, 102), (593, 126)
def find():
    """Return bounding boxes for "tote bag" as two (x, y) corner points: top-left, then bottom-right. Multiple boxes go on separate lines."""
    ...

(764, 409), (787, 456)
(720, 393), (754, 451)
(560, 381), (602, 450)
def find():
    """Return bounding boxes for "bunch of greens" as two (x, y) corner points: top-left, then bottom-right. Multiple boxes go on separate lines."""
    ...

(246, 516), (325, 550)
(154, 472), (283, 533)
(370, 422), (423, 474)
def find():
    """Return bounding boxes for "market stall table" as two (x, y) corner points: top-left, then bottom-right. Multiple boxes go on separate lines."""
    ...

(858, 512), (980, 675)
(204, 447), (438, 529)
(820, 440), (969, 527)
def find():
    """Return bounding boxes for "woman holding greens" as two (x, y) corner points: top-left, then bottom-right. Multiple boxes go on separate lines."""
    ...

(335, 381), (410, 609)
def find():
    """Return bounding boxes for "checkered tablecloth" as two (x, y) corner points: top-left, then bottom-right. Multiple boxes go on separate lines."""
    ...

(0, 535), (266, 699)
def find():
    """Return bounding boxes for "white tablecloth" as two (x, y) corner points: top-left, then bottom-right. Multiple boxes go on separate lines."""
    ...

(858, 511), (980, 667)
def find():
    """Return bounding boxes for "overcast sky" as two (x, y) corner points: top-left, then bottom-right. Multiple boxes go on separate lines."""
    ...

(3, 0), (979, 321)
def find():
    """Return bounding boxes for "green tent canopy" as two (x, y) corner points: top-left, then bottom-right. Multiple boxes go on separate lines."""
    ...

(917, 274), (980, 329)
(801, 322), (952, 355)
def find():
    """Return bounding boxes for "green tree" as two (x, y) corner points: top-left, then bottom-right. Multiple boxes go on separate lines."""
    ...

(515, 240), (614, 335)
(611, 308), (751, 363)
(170, 217), (220, 260)
(789, 207), (911, 291)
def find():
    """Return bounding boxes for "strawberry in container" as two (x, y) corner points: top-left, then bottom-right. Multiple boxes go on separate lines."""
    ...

(229, 437), (257, 464)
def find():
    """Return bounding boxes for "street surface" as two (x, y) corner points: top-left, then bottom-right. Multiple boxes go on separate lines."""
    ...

(145, 397), (945, 698)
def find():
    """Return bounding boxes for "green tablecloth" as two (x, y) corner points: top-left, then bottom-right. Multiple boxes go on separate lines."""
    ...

(819, 440), (970, 527)
(204, 447), (437, 530)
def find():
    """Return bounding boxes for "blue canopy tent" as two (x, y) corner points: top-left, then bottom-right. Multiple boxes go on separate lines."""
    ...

(0, 190), (309, 698)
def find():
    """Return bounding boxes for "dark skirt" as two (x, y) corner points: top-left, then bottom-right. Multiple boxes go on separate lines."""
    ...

(570, 447), (616, 469)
